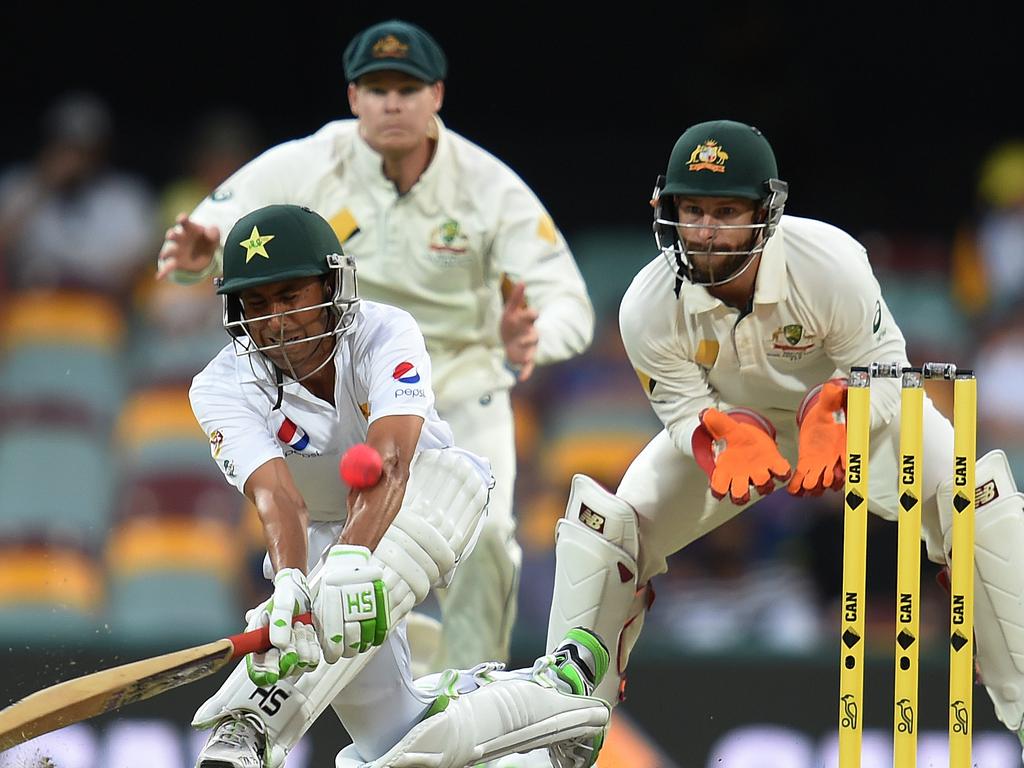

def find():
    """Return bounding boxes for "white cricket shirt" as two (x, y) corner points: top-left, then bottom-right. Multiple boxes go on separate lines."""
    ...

(620, 215), (909, 456)
(180, 117), (594, 404)
(190, 300), (453, 521)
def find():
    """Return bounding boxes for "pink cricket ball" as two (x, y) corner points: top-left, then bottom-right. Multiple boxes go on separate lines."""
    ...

(339, 443), (383, 489)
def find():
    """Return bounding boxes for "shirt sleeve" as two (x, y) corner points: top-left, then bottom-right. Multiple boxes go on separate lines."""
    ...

(189, 368), (283, 493)
(821, 245), (909, 429)
(168, 141), (303, 285)
(618, 279), (717, 457)
(490, 172), (594, 366)
(354, 308), (437, 424)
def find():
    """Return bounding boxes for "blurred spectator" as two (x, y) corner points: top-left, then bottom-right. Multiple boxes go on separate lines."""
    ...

(973, 305), (1024, 476)
(0, 92), (156, 302)
(951, 139), (1024, 319)
(135, 110), (262, 340)
(158, 109), (262, 229)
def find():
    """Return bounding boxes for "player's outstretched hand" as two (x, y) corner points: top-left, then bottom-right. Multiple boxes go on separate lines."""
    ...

(314, 544), (390, 663)
(501, 281), (539, 382)
(155, 212), (220, 280)
(244, 568), (319, 686)
(788, 380), (847, 497)
(697, 408), (792, 505)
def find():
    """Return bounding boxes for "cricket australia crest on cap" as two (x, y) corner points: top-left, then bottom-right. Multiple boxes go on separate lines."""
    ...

(688, 140), (729, 173)
(373, 34), (409, 59)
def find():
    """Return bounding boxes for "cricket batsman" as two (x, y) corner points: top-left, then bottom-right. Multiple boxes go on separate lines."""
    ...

(186, 203), (609, 768)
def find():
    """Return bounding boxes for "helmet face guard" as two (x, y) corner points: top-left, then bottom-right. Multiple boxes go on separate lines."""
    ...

(652, 175), (788, 287)
(217, 252), (360, 385)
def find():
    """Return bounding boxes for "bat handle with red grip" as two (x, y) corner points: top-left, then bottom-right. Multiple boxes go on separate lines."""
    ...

(227, 612), (314, 659)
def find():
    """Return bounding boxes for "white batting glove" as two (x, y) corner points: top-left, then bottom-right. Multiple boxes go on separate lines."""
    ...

(314, 545), (390, 663)
(245, 568), (320, 686)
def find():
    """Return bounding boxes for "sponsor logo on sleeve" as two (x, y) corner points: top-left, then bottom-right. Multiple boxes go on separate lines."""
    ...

(392, 363), (425, 397)
(210, 187), (233, 202)
(392, 362), (421, 384)
(873, 300), (882, 334)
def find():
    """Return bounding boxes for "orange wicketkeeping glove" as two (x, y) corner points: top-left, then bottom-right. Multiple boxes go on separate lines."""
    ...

(788, 379), (848, 496)
(693, 408), (792, 505)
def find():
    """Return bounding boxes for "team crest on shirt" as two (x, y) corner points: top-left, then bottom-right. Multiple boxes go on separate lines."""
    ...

(428, 219), (471, 265)
(687, 140), (729, 173)
(767, 324), (817, 361)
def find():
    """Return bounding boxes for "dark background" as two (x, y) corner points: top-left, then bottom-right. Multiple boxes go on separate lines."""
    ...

(2, 6), (1019, 241)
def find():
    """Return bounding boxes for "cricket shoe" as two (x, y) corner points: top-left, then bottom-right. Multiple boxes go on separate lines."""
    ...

(195, 711), (267, 768)
(480, 628), (611, 768)
(341, 629), (610, 768)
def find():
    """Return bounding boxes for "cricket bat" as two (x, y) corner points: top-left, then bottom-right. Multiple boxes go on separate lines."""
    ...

(0, 612), (312, 752)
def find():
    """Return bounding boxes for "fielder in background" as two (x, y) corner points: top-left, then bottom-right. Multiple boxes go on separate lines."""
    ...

(187, 203), (609, 768)
(540, 120), (1024, 759)
(157, 18), (594, 674)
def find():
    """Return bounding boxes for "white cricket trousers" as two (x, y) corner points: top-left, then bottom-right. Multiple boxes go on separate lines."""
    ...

(433, 387), (521, 669)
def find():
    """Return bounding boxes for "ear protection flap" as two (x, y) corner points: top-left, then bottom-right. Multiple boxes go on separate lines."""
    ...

(651, 174), (679, 252)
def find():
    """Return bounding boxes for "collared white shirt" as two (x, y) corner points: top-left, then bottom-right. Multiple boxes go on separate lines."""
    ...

(182, 117), (594, 404)
(620, 215), (908, 455)
(189, 301), (453, 521)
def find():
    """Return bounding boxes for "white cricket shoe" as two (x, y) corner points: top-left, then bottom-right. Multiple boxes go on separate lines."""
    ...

(195, 711), (267, 768)
(348, 628), (610, 768)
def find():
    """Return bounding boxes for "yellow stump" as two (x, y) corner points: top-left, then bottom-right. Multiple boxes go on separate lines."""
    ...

(894, 369), (923, 767)
(839, 368), (871, 768)
(949, 373), (976, 767)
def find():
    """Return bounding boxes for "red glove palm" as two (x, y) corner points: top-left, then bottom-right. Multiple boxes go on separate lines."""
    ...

(788, 380), (847, 496)
(694, 408), (792, 505)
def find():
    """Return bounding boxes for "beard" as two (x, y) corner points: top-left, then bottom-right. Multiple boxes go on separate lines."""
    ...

(682, 229), (762, 285)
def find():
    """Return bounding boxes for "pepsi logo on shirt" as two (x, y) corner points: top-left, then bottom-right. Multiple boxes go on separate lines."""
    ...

(392, 362), (420, 384)
(277, 417), (310, 452)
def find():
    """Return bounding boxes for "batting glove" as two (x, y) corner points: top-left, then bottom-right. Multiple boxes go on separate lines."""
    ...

(693, 407), (792, 505)
(314, 545), (390, 663)
(244, 567), (319, 686)
(788, 379), (848, 496)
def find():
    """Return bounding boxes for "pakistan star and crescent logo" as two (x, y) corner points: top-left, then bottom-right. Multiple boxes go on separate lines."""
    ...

(687, 140), (729, 173)
(240, 226), (275, 263)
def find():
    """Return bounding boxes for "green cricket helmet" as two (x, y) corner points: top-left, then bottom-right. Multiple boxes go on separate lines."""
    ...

(652, 120), (788, 287)
(215, 204), (359, 383)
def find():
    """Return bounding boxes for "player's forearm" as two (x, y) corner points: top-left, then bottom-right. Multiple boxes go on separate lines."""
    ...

(339, 456), (410, 552)
(533, 295), (595, 365)
(251, 488), (310, 574)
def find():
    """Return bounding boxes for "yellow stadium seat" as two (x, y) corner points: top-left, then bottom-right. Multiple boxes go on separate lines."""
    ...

(0, 290), (125, 352)
(115, 386), (206, 451)
(0, 543), (104, 613)
(106, 516), (242, 583)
